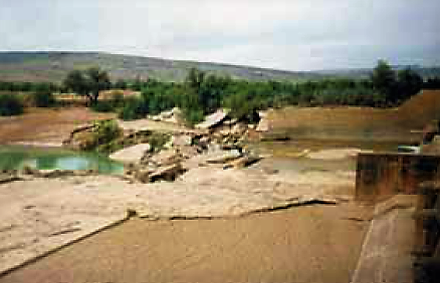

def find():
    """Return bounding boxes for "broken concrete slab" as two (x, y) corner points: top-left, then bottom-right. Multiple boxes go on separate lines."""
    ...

(0, 164), (355, 275)
(224, 155), (262, 169)
(195, 109), (229, 130)
(109, 143), (151, 164)
(206, 149), (242, 164)
(149, 163), (185, 182)
(147, 149), (181, 167)
(170, 134), (192, 147)
(149, 107), (183, 124)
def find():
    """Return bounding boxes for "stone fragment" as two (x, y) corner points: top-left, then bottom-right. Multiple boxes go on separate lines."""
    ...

(109, 144), (151, 164)
(149, 163), (185, 182)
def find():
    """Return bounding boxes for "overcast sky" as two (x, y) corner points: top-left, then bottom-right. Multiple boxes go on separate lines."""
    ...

(0, 0), (439, 71)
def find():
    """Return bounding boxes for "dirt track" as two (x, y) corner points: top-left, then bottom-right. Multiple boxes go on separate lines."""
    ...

(0, 203), (371, 283)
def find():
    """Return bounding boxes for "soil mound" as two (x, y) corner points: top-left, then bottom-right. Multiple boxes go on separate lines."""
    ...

(266, 90), (440, 143)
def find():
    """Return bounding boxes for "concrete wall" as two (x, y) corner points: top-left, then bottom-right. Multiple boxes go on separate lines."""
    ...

(356, 153), (440, 202)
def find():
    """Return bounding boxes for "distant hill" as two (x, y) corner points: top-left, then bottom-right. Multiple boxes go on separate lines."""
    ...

(315, 65), (440, 80)
(0, 52), (439, 83)
(0, 52), (328, 83)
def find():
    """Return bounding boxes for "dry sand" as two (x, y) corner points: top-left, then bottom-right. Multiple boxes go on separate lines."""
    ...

(0, 203), (371, 283)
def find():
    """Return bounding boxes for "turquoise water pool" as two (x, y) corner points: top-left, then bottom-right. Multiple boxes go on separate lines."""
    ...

(0, 145), (124, 174)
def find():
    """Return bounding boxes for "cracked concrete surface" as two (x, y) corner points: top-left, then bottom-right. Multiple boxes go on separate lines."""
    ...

(0, 163), (355, 275)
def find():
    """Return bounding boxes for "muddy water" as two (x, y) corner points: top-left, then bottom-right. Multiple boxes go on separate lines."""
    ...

(251, 139), (402, 173)
(0, 145), (123, 174)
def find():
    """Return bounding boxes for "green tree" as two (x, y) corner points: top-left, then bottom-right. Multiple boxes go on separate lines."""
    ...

(223, 89), (260, 123)
(371, 60), (397, 103)
(186, 67), (205, 91)
(396, 68), (423, 101)
(63, 67), (111, 105)
(114, 79), (128, 90)
(0, 94), (24, 116)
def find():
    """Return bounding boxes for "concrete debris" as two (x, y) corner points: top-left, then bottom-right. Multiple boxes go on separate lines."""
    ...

(20, 167), (98, 178)
(62, 123), (103, 150)
(224, 155), (262, 169)
(147, 149), (182, 167)
(150, 107), (184, 124)
(170, 134), (192, 147)
(0, 173), (22, 184)
(149, 163), (186, 182)
(109, 143), (151, 164)
(206, 149), (242, 164)
(196, 109), (230, 130)
(256, 116), (270, 132)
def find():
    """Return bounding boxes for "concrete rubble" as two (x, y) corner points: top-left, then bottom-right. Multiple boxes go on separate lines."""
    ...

(109, 143), (151, 164)
(111, 108), (263, 184)
(195, 109), (230, 130)
(149, 107), (184, 124)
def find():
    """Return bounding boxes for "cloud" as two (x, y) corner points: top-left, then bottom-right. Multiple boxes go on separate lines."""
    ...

(0, 0), (439, 70)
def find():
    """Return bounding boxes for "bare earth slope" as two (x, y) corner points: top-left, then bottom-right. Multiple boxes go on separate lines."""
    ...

(266, 90), (440, 143)
(0, 108), (115, 146)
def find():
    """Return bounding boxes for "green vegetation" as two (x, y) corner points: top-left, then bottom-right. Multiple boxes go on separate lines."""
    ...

(92, 120), (122, 145)
(84, 120), (123, 153)
(91, 90), (125, 113)
(0, 94), (24, 116)
(87, 61), (433, 125)
(85, 121), (170, 154)
(31, 84), (56, 107)
(371, 60), (423, 105)
(1, 58), (439, 123)
(63, 67), (111, 105)
(118, 97), (147, 120)
(147, 131), (171, 153)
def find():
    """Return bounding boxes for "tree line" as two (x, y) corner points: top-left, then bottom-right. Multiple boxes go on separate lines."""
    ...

(1, 60), (440, 123)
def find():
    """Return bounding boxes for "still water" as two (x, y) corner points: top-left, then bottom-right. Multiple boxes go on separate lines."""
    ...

(0, 145), (124, 174)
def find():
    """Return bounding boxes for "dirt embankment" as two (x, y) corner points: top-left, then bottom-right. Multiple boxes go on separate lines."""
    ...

(265, 90), (440, 143)
(0, 108), (115, 146)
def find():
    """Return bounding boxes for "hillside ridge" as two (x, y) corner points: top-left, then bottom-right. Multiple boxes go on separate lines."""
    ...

(2, 51), (439, 83)
(0, 51), (323, 83)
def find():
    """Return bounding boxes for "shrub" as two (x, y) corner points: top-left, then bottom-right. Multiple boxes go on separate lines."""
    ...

(183, 108), (204, 126)
(32, 90), (56, 107)
(85, 120), (123, 153)
(223, 90), (260, 123)
(0, 94), (24, 116)
(148, 132), (171, 153)
(93, 120), (121, 144)
(91, 100), (114, 113)
(109, 91), (125, 108)
(91, 91), (125, 113)
(118, 97), (148, 120)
